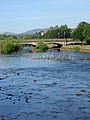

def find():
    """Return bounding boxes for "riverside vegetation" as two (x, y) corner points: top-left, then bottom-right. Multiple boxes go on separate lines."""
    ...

(32, 40), (48, 52)
(0, 39), (21, 54)
(61, 45), (90, 52)
(0, 21), (90, 54)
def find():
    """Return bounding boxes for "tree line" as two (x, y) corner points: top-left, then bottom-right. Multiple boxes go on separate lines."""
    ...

(19, 21), (90, 44)
(0, 21), (90, 44)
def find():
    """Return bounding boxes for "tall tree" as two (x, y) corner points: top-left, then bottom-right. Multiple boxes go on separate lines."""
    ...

(42, 25), (71, 39)
(83, 23), (90, 44)
(57, 25), (71, 38)
(72, 21), (88, 43)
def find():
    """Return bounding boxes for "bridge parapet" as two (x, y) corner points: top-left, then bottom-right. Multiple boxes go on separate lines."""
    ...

(21, 39), (81, 47)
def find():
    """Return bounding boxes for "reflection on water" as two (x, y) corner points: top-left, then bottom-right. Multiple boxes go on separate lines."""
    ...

(0, 51), (90, 120)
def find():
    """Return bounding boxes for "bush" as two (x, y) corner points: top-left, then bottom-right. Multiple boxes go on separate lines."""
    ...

(35, 40), (48, 51)
(0, 39), (21, 54)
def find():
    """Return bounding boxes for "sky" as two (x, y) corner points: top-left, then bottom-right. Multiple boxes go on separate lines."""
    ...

(0, 0), (90, 33)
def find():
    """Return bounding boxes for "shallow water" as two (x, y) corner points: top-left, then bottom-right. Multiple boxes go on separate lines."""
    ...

(0, 51), (90, 120)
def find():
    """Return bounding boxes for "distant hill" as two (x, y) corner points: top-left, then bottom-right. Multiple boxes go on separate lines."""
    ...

(21, 28), (49, 35)
(0, 28), (49, 36)
(0, 32), (17, 36)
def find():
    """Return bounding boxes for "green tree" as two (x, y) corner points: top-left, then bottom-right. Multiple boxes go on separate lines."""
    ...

(57, 25), (71, 39)
(72, 21), (88, 43)
(42, 25), (71, 39)
(83, 23), (90, 44)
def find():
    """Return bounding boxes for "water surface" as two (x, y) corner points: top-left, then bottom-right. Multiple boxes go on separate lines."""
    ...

(0, 51), (90, 120)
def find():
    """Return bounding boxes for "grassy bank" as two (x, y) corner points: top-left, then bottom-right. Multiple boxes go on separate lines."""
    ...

(61, 45), (90, 53)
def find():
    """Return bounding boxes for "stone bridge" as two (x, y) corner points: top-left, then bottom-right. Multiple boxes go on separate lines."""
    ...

(21, 39), (81, 48)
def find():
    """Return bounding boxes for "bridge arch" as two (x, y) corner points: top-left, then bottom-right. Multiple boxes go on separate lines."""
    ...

(22, 43), (36, 47)
(52, 43), (63, 48)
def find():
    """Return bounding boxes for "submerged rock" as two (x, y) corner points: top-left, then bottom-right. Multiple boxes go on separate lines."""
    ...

(1, 115), (5, 120)
(75, 92), (81, 96)
(25, 97), (29, 103)
(0, 78), (5, 80)
(16, 73), (20, 76)
(80, 89), (86, 92)
(7, 94), (14, 97)
(0, 87), (2, 90)
(33, 80), (37, 82)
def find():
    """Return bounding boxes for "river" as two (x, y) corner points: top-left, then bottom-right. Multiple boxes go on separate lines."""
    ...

(0, 51), (90, 120)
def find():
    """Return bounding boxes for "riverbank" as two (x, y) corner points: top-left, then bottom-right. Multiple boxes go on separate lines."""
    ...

(61, 45), (90, 53)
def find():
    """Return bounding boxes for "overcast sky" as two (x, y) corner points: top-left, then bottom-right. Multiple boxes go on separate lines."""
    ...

(0, 0), (90, 33)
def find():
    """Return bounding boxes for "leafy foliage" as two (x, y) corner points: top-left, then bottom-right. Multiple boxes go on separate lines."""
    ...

(35, 40), (48, 51)
(0, 35), (18, 40)
(83, 23), (90, 44)
(20, 34), (32, 39)
(42, 25), (71, 39)
(85, 36), (90, 45)
(0, 39), (21, 54)
(72, 22), (88, 42)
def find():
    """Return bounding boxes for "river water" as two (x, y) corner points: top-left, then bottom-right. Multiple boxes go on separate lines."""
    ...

(0, 51), (90, 120)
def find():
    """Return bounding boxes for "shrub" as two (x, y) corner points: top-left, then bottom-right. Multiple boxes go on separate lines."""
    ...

(0, 39), (21, 54)
(35, 40), (48, 51)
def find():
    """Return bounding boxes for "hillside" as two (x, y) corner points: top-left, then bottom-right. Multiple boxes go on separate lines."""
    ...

(21, 28), (49, 35)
